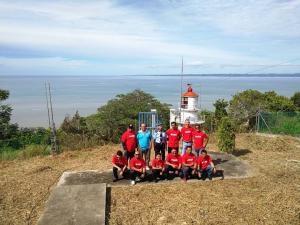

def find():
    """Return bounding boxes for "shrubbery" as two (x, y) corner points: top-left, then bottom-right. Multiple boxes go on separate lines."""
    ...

(217, 117), (236, 153)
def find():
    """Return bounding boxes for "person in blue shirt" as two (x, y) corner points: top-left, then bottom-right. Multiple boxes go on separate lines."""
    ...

(137, 123), (152, 168)
(153, 123), (167, 161)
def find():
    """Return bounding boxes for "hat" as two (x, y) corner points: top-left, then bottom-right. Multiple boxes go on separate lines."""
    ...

(128, 124), (134, 129)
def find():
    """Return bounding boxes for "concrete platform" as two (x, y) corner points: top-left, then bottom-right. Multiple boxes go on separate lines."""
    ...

(56, 151), (252, 187)
(38, 184), (106, 225)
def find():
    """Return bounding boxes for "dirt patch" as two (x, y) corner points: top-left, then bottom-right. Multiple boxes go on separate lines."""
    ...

(0, 134), (300, 225)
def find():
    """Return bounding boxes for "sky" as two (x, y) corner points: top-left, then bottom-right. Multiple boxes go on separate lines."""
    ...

(0, 0), (300, 75)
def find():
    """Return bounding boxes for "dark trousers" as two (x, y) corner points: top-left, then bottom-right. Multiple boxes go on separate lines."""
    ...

(130, 169), (144, 181)
(152, 168), (163, 180)
(154, 143), (166, 161)
(199, 165), (213, 178)
(182, 166), (194, 179)
(113, 166), (128, 179)
(165, 165), (181, 178)
(167, 147), (179, 153)
(124, 150), (134, 161)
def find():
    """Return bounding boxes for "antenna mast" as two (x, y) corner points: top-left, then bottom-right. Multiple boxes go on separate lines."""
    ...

(46, 82), (59, 154)
(180, 57), (184, 125)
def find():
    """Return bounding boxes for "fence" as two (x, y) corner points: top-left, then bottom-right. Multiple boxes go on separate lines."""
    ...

(256, 111), (300, 137)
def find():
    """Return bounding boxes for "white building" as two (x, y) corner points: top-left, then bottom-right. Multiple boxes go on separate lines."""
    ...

(170, 84), (204, 128)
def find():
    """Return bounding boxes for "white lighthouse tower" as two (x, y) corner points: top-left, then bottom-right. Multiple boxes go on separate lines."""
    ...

(170, 84), (204, 128)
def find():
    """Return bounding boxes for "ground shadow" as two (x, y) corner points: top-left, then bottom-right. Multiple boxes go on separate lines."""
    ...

(232, 149), (252, 157)
(213, 158), (229, 166)
(105, 186), (111, 225)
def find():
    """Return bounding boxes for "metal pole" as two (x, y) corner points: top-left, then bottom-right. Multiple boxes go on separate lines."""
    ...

(180, 57), (183, 126)
(45, 82), (51, 128)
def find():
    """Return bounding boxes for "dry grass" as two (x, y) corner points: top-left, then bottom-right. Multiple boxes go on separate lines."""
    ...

(0, 134), (300, 225)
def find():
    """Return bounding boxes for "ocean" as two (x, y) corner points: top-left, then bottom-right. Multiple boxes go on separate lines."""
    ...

(0, 75), (299, 127)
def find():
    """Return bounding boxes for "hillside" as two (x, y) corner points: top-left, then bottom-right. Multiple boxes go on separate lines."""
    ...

(0, 134), (299, 225)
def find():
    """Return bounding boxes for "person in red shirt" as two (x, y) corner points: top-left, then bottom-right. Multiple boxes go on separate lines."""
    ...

(180, 119), (195, 155)
(165, 148), (182, 179)
(151, 153), (165, 182)
(166, 121), (181, 153)
(121, 124), (137, 161)
(112, 150), (128, 182)
(193, 124), (209, 157)
(181, 146), (197, 182)
(129, 150), (146, 185)
(197, 149), (216, 180)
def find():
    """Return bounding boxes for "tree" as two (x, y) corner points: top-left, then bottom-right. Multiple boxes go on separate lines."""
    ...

(217, 117), (235, 153)
(85, 89), (170, 143)
(0, 89), (18, 139)
(213, 99), (228, 126)
(291, 92), (300, 110)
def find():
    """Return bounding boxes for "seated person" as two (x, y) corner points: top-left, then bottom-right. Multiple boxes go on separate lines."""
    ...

(112, 150), (128, 182)
(151, 153), (165, 182)
(129, 150), (146, 185)
(181, 146), (197, 182)
(197, 149), (216, 180)
(165, 148), (182, 179)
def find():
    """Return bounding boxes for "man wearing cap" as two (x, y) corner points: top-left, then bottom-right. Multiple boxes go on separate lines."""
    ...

(180, 119), (195, 155)
(193, 124), (209, 157)
(121, 124), (137, 161)
(153, 123), (167, 161)
(166, 121), (181, 153)
(136, 123), (152, 168)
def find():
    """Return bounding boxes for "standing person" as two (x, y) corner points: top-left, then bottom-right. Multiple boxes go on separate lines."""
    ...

(130, 150), (146, 185)
(151, 153), (165, 182)
(193, 124), (209, 157)
(180, 119), (195, 155)
(111, 150), (128, 182)
(181, 146), (197, 182)
(165, 148), (182, 179)
(197, 149), (216, 180)
(166, 121), (181, 153)
(121, 124), (137, 161)
(153, 123), (167, 161)
(136, 123), (152, 168)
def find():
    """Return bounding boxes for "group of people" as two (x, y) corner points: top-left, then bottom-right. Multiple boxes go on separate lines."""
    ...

(112, 119), (215, 185)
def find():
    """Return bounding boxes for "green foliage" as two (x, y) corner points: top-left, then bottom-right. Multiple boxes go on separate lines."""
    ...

(213, 99), (228, 126)
(258, 112), (300, 137)
(0, 145), (51, 161)
(229, 89), (296, 130)
(217, 117), (235, 153)
(85, 89), (170, 143)
(199, 110), (216, 133)
(291, 92), (300, 109)
(0, 89), (18, 139)
(60, 111), (88, 134)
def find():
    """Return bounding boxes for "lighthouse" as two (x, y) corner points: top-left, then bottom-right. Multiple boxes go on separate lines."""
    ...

(170, 84), (204, 128)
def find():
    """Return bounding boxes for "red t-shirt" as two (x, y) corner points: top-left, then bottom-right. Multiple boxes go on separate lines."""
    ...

(166, 153), (182, 167)
(166, 129), (181, 148)
(121, 130), (137, 152)
(151, 158), (165, 169)
(197, 155), (212, 170)
(181, 127), (195, 142)
(182, 153), (197, 165)
(193, 131), (208, 149)
(112, 155), (127, 168)
(130, 157), (146, 169)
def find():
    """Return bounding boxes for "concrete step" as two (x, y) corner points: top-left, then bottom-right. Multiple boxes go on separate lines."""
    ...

(38, 183), (106, 225)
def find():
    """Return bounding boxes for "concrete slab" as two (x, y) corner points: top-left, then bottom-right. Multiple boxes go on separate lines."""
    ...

(56, 151), (252, 187)
(38, 184), (106, 225)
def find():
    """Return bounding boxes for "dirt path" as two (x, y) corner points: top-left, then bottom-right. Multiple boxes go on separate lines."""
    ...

(0, 134), (299, 225)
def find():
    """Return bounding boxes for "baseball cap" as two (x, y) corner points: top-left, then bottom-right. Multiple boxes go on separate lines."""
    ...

(128, 124), (134, 129)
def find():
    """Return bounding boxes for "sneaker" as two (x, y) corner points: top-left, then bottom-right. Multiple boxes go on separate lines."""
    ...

(208, 176), (212, 181)
(146, 166), (150, 170)
(131, 180), (136, 185)
(136, 177), (141, 182)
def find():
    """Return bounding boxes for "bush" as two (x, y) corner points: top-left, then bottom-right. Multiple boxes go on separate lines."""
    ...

(0, 145), (51, 161)
(217, 117), (235, 153)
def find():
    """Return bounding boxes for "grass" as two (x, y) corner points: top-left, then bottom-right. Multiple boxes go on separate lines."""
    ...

(0, 145), (51, 161)
(0, 134), (299, 225)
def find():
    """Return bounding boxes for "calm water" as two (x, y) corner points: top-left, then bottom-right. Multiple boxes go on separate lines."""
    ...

(0, 75), (299, 127)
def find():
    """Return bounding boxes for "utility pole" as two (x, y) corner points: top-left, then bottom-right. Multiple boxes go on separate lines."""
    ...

(45, 82), (59, 154)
